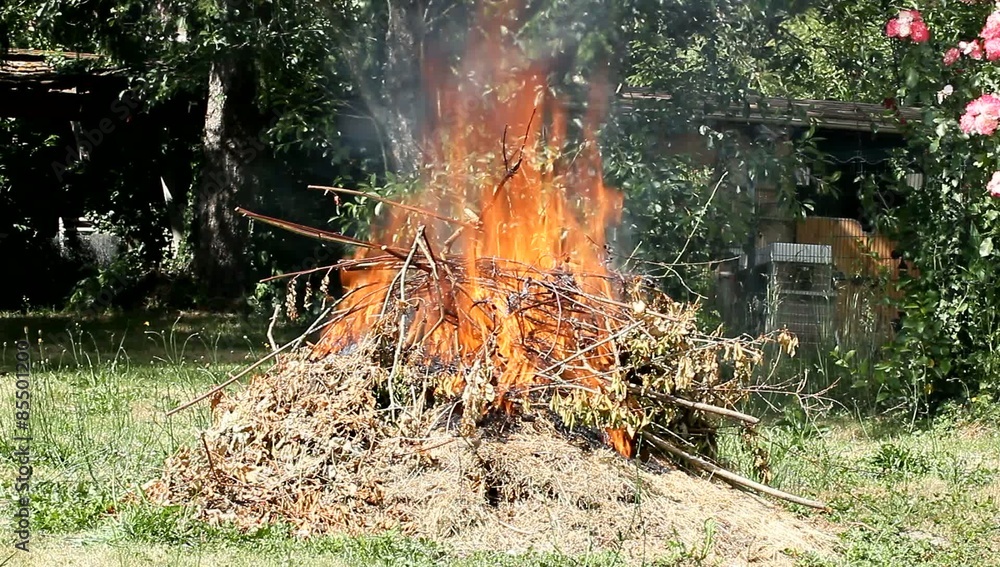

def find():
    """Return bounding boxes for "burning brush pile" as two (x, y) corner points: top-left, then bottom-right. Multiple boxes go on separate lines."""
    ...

(146, 11), (832, 562)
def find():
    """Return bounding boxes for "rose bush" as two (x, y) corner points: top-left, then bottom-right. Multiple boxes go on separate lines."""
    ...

(887, 9), (931, 42)
(877, 2), (1000, 411)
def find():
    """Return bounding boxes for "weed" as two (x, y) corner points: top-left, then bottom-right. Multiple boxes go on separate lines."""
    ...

(31, 480), (116, 532)
(866, 441), (932, 479)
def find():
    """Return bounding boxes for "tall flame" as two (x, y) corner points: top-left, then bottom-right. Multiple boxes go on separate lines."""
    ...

(312, 4), (627, 451)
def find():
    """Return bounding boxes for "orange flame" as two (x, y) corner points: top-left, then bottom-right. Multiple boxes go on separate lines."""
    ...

(313, 5), (630, 454)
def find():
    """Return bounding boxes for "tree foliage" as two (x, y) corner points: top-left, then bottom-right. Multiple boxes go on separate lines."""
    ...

(1, 0), (968, 339)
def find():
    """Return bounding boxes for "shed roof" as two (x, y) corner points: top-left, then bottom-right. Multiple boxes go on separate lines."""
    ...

(621, 89), (921, 134)
(0, 49), (128, 119)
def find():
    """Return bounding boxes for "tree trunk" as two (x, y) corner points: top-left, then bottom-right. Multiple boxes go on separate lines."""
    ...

(381, 0), (424, 173)
(341, 0), (428, 174)
(192, 50), (263, 305)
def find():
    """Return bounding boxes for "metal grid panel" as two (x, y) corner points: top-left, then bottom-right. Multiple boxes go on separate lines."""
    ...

(770, 262), (834, 294)
(767, 293), (834, 343)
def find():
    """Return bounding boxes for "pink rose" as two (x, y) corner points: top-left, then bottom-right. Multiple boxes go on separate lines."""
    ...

(944, 48), (961, 66)
(968, 40), (985, 60)
(986, 37), (1000, 60)
(898, 20), (913, 38)
(975, 114), (999, 135)
(967, 94), (1000, 117)
(961, 94), (1000, 136)
(988, 171), (1000, 198)
(886, 19), (900, 38)
(887, 10), (927, 42)
(898, 10), (920, 25)
(969, 94), (1000, 112)
(961, 113), (977, 134)
(982, 11), (1000, 40)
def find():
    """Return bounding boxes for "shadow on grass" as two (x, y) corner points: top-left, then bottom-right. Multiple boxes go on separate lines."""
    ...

(0, 310), (313, 369)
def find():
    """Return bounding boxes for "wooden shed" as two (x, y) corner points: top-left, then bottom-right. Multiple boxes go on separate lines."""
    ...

(621, 89), (920, 347)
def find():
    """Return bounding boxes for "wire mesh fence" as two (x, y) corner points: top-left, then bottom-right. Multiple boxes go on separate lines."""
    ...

(719, 221), (905, 411)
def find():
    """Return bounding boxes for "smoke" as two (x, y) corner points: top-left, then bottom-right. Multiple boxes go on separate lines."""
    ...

(335, 0), (622, 176)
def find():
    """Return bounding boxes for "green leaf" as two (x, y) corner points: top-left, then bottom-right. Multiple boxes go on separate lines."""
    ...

(980, 237), (994, 258)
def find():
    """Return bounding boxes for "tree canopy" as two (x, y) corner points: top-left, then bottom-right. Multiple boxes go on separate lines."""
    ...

(8, 0), (1000, 410)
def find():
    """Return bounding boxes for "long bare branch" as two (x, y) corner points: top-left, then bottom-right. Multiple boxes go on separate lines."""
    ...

(237, 207), (405, 253)
(644, 432), (828, 510)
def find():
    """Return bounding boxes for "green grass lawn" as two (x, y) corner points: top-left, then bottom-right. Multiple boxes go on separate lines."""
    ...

(1, 311), (998, 566)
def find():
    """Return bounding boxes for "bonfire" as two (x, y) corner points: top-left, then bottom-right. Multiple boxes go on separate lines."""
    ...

(146, 4), (832, 563)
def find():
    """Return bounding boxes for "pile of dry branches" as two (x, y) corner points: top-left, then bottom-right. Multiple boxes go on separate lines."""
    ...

(161, 204), (821, 513)
(150, 117), (826, 542)
(147, 348), (834, 561)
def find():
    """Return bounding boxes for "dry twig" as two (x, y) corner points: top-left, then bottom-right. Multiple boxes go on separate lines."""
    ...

(644, 431), (828, 510)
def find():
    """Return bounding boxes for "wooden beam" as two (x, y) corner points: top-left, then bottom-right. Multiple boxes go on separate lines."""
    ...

(0, 90), (124, 120)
